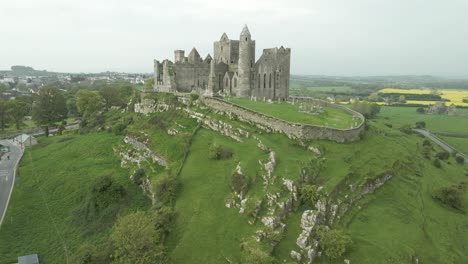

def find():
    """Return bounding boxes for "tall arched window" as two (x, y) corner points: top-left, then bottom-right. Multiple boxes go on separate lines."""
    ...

(225, 78), (228, 87)
(234, 78), (237, 88)
(263, 74), (266, 88)
(258, 74), (261, 88)
(269, 73), (272, 88)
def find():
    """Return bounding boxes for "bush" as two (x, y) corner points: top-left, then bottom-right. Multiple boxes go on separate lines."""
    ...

(153, 174), (178, 205)
(384, 123), (393, 128)
(455, 155), (465, 164)
(436, 151), (450, 160)
(111, 211), (165, 264)
(112, 123), (127, 135)
(433, 183), (466, 211)
(433, 158), (442, 168)
(132, 168), (146, 185)
(317, 227), (352, 259)
(72, 175), (126, 232)
(399, 124), (413, 135)
(415, 121), (426, 129)
(240, 239), (276, 264)
(209, 143), (233, 160)
(416, 107), (426, 114)
(299, 184), (319, 207)
(231, 171), (250, 195)
(422, 139), (432, 147)
(152, 206), (176, 240)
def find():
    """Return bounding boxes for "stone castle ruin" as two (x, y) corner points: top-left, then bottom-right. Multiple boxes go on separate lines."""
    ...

(153, 25), (291, 100)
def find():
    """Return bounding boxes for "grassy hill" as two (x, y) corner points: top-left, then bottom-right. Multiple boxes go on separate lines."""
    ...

(0, 96), (466, 263)
(0, 133), (150, 263)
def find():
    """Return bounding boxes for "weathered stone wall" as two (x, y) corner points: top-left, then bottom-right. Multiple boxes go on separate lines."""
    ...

(201, 97), (365, 143)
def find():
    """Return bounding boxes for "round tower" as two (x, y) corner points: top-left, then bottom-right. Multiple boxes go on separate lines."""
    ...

(237, 25), (254, 98)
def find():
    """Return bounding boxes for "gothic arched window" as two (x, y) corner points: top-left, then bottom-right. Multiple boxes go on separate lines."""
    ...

(258, 74), (261, 88)
(269, 73), (272, 88)
(234, 78), (237, 88)
(263, 74), (266, 89)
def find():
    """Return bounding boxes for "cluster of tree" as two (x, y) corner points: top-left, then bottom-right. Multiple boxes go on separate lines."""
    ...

(351, 101), (381, 119)
(0, 96), (31, 131)
(432, 182), (466, 211)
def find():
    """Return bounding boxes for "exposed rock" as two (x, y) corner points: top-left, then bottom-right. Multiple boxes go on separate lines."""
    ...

(123, 136), (167, 167)
(167, 128), (179, 135)
(290, 250), (302, 261)
(307, 248), (316, 264)
(301, 210), (318, 232)
(308, 145), (321, 156)
(261, 216), (278, 229)
(344, 259), (351, 264)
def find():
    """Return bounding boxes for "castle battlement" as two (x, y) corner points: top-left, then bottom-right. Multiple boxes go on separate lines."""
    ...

(153, 25), (291, 100)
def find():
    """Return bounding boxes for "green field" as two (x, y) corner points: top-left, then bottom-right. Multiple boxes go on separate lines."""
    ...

(0, 133), (150, 263)
(229, 98), (356, 129)
(439, 136), (468, 156)
(378, 106), (468, 133)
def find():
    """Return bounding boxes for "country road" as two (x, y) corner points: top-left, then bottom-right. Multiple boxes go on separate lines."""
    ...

(413, 129), (468, 163)
(0, 140), (23, 226)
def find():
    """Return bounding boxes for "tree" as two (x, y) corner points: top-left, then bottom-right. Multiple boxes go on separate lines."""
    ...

(415, 121), (426, 129)
(0, 100), (10, 131)
(76, 89), (103, 116)
(351, 102), (381, 119)
(100, 86), (123, 110)
(32, 86), (67, 136)
(398, 95), (406, 103)
(144, 77), (155, 90)
(111, 211), (164, 264)
(8, 99), (29, 129)
(416, 107), (426, 114)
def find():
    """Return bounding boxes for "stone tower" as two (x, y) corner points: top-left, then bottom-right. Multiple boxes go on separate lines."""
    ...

(237, 25), (255, 98)
(205, 59), (216, 96)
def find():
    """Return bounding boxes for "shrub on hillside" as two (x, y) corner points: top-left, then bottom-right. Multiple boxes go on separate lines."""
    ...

(209, 143), (233, 160)
(111, 211), (165, 264)
(433, 183), (466, 211)
(153, 174), (178, 205)
(399, 124), (413, 135)
(299, 184), (320, 207)
(433, 158), (442, 168)
(132, 168), (146, 185)
(436, 151), (450, 160)
(316, 226), (352, 259)
(416, 107), (426, 114)
(240, 238), (276, 264)
(455, 156), (465, 164)
(151, 206), (176, 241)
(112, 123), (127, 135)
(72, 175), (126, 231)
(230, 170), (250, 196)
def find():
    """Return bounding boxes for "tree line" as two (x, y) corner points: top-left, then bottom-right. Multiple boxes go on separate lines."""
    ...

(0, 82), (138, 135)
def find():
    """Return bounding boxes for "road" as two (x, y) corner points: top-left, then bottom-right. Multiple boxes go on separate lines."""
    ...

(0, 140), (23, 226)
(413, 129), (468, 163)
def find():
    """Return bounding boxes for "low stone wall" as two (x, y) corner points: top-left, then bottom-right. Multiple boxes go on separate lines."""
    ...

(201, 97), (365, 143)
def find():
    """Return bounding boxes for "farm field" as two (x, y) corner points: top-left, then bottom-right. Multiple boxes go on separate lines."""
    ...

(228, 97), (356, 129)
(439, 136), (468, 156)
(377, 106), (468, 133)
(379, 88), (468, 106)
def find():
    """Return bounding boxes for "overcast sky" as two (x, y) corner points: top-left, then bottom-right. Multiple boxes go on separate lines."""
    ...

(1, 0), (467, 76)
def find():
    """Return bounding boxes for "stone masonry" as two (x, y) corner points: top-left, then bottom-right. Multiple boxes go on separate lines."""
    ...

(153, 25), (291, 100)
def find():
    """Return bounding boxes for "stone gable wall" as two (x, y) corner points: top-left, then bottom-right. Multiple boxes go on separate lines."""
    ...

(201, 97), (365, 143)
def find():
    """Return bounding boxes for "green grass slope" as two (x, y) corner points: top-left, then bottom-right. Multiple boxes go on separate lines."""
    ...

(229, 98), (355, 129)
(0, 134), (150, 263)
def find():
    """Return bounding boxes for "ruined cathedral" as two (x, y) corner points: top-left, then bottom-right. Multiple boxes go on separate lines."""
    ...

(153, 25), (291, 100)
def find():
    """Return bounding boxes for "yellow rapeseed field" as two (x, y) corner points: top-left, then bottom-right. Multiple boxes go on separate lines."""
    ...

(379, 88), (468, 106)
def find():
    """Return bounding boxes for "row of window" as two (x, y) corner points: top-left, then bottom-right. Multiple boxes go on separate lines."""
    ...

(258, 73), (274, 89)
